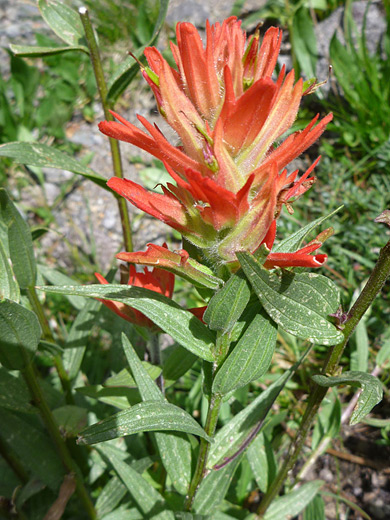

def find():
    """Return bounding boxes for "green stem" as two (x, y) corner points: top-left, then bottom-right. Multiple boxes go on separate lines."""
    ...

(184, 393), (223, 510)
(79, 7), (133, 253)
(0, 435), (29, 483)
(27, 286), (74, 405)
(22, 361), (96, 519)
(257, 239), (390, 517)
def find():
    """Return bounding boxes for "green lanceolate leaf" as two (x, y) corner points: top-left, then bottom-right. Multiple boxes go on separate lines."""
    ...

(303, 495), (326, 520)
(237, 252), (344, 346)
(263, 480), (324, 520)
(38, 284), (215, 361)
(96, 476), (127, 519)
(78, 401), (211, 445)
(208, 368), (295, 468)
(193, 455), (243, 515)
(96, 476), (127, 518)
(0, 189), (36, 289)
(122, 334), (191, 495)
(107, 0), (169, 104)
(246, 432), (277, 493)
(212, 308), (277, 395)
(204, 270), (251, 333)
(0, 300), (41, 370)
(38, 0), (85, 47)
(312, 371), (383, 425)
(0, 238), (20, 302)
(0, 143), (108, 191)
(97, 444), (174, 520)
(10, 43), (88, 56)
(273, 206), (343, 253)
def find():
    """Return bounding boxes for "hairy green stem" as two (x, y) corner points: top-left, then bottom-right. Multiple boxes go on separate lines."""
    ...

(22, 361), (96, 519)
(27, 286), (74, 405)
(257, 239), (390, 517)
(185, 393), (223, 510)
(79, 7), (133, 253)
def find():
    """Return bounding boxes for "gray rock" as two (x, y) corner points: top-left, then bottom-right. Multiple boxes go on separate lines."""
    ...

(44, 183), (60, 205)
(167, 0), (238, 26)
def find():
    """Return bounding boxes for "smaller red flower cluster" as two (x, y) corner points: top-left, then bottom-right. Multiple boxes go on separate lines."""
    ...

(95, 246), (206, 328)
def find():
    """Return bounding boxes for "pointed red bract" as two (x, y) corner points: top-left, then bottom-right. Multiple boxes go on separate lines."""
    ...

(100, 17), (332, 265)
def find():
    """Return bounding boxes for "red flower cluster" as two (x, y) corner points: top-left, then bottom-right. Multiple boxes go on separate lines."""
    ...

(100, 17), (331, 267)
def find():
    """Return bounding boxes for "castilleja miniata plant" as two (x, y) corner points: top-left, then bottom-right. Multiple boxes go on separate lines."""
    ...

(6, 8), (386, 519)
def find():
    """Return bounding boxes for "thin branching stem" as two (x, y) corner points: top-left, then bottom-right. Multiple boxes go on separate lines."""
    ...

(79, 6), (133, 253)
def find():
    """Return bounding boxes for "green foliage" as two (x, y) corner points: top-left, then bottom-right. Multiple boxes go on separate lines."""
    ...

(312, 371), (383, 425)
(0, 2), (388, 519)
(327, 3), (390, 153)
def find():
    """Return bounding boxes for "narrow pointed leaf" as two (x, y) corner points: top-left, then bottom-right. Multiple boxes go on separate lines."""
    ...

(0, 238), (20, 302)
(63, 298), (101, 379)
(204, 270), (251, 333)
(312, 371), (383, 425)
(237, 252), (344, 346)
(107, 0), (169, 104)
(0, 300), (41, 370)
(38, 0), (85, 46)
(78, 401), (211, 445)
(212, 309), (277, 394)
(97, 444), (174, 520)
(0, 143), (109, 190)
(95, 476), (127, 518)
(10, 43), (88, 56)
(0, 189), (36, 289)
(273, 206), (343, 253)
(263, 480), (323, 520)
(208, 368), (294, 468)
(303, 495), (326, 520)
(193, 455), (243, 515)
(122, 334), (191, 495)
(38, 284), (215, 361)
(101, 507), (143, 520)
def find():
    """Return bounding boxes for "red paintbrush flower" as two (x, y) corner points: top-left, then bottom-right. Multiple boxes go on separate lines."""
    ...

(100, 17), (332, 264)
(259, 220), (333, 269)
